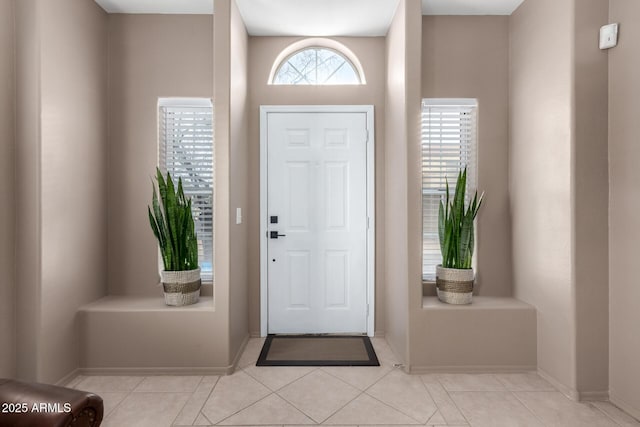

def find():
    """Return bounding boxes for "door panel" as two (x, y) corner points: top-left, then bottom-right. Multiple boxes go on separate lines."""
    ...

(267, 112), (368, 334)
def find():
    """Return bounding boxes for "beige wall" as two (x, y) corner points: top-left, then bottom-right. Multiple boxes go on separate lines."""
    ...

(384, 0), (422, 364)
(609, 0), (640, 418)
(404, 0), (424, 370)
(421, 16), (512, 297)
(0, 0), (15, 378)
(573, 0), (609, 397)
(38, 0), (108, 384)
(13, 0), (109, 383)
(107, 14), (214, 296)
(247, 37), (387, 335)
(509, 0), (576, 394)
(228, 0), (250, 361)
(14, 0), (42, 381)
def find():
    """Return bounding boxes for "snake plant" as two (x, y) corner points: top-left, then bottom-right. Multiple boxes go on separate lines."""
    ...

(148, 167), (199, 271)
(438, 167), (484, 269)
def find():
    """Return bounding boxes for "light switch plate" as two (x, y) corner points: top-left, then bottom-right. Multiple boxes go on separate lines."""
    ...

(236, 207), (242, 225)
(600, 23), (619, 50)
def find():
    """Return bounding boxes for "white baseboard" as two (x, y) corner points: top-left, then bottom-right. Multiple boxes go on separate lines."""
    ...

(56, 369), (81, 387)
(579, 390), (609, 401)
(537, 368), (579, 400)
(77, 366), (233, 376)
(610, 391), (640, 421)
(229, 334), (251, 373)
(536, 368), (611, 402)
(409, 364), (536, 374)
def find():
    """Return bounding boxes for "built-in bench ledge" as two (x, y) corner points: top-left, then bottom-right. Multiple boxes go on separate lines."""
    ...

(411, 296), (537, 374)
(78, 296), (228, 376)
(80, 295), (214, 312)
(422, 295), (534, 310)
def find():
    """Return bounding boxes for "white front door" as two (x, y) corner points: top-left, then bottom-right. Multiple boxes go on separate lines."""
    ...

(264, 109), (372, 334)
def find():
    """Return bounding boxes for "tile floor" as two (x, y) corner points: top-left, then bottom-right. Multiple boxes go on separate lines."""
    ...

(68, 338), (640, 427)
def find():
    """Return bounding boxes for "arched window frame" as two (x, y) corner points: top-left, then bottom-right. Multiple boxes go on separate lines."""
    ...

(269, 38), (366, 85)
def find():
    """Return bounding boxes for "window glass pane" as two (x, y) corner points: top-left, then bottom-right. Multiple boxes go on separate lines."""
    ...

(159, 100), (214, 282)
(274, 47), (360, 85)
(421, 99), (478, 281)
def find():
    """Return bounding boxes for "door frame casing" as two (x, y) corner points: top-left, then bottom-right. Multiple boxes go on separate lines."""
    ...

(259, 105), (375, 337)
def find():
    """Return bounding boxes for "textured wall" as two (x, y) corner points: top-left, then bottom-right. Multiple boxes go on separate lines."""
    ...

(573, 0), (609, 397)
(609, 0), (640, 418)
(107, 14), (214, 296)
(0, 0), (16, 378)
(421, 16), (512, 297)
(384, 0), (422, 364)
(509, 0), (576, 394)
(228, 0), (250, 362)
(38, 0), (109, 384)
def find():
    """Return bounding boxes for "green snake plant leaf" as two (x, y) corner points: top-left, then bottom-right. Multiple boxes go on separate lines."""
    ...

(437, 167), (484, 270)
(149, 168), (200, 271)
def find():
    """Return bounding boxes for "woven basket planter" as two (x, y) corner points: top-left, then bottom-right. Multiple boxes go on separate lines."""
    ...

(161, 268), (201, 306)
(436, 265), (474, 305)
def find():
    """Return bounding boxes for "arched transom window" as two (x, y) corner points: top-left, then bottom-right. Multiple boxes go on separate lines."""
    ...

(273, 47), (362, 85)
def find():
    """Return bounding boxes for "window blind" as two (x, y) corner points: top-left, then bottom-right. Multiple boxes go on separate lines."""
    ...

(159, 99), (214, 282)
(421, 99), (478, 281)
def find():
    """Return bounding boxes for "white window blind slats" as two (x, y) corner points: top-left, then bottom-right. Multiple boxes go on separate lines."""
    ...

(159, 102), (214, 282)
(421, 99), (478, 281)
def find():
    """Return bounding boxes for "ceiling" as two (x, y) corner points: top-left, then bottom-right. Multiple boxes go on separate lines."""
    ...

(94, 0), (526, 36)
(95, 0), (213, 14)
(421, 0), (524, 15)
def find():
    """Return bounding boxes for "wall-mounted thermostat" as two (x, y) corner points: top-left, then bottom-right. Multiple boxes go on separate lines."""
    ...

(600, 23), (619, 50)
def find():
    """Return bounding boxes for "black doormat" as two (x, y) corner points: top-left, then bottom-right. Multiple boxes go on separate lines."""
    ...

(256, 335), (380, 367)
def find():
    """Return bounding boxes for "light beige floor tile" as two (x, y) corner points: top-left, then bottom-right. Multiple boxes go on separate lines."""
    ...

(200, 376), (219, 388)
(220, 393), (314, 425)
(66, 375), (86, 388)
(364, 425), (425, 427)
(193, 413), (214, 425)
(370, 338), (401, 366)
(321, 364), (393, 391)
(420, 377), (467, 425)
(277, 369), (361, 423)
(515, 391), (618, 427)
(173, 384), (214, 425)
(592, 401), (640, 426)
(99, 392), (129, 418)
(420, 374), (441, 386)
(76, 375), (145, 392)
(450, 391), (543, 427)
(367, 369), (437, 423)
(436, 374), (506, 392)
(323, 393), (420, 425)
(494, 373), (555, 391)
(244, 365), (316, 391)
(238, 338), (266, 368)
(201, 370), (271, 424)
(135, 375), (203, 392)
(425, 410), (447, 425)
(101, 392), (189, 427)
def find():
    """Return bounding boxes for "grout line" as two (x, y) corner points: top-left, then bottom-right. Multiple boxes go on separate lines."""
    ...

(272, 369), (358, 424)
(213, 387), (277, 425)
(104, 389), (133, 421)
(432, 374), (472, 427)
(590, 402), (626, 427)
(200, 409), (214, 425)
(361, 392), (423, 425)
(511, 390), (549, 426)
(170, 389), (198, 427)
(245, 365), (320, 392)
(305, 385), (364, 424)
